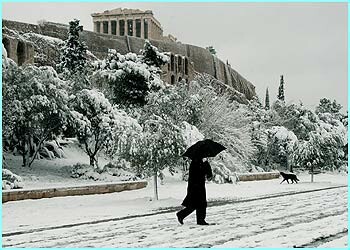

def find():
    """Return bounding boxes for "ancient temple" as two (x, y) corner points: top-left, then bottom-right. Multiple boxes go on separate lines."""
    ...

(91, 8), (164, 41)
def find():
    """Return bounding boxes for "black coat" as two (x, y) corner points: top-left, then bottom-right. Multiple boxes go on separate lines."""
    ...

(182, 159), (213, 208)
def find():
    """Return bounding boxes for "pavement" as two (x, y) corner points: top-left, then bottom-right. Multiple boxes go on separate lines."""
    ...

(2, 185), (348, 248)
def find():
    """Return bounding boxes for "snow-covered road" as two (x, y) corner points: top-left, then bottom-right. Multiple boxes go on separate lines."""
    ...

(3, 186), (347, 248)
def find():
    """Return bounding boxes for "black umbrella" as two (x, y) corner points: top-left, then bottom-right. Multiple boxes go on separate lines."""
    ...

(183, 139), (226, 160)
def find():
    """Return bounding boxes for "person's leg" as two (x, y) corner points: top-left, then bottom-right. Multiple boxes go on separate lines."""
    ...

(196, 206), (208, 225)
(176, 207), (195, 224)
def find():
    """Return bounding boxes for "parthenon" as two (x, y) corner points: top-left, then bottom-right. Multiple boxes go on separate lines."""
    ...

(91, 8), (164, 40)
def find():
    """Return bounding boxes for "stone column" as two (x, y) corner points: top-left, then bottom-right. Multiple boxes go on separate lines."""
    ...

(93, 21), (97, 32)
(140, 17), (144, 39)
(108, 20), (112, 35)
(132, 18), (136, 37)
(116, 19), (120, 36)
(124, 19), (127, 36)
(99, 21), (103, 34)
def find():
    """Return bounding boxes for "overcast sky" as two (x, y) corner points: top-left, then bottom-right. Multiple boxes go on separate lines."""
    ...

(3, 2), (348, 110)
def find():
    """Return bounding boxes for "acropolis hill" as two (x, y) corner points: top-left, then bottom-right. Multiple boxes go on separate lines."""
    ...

(2, 8), (256, 103)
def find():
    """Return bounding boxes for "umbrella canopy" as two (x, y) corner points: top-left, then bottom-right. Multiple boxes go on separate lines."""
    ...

(183, 139), (226, 160)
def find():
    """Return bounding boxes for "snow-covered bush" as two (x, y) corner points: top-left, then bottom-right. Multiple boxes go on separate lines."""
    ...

(70, 163), (137, 181)
(39, 140), (66, 159)
(2, 169), (24, 190)
(101, 161), (137, 180)
(69, 89), (141, 168)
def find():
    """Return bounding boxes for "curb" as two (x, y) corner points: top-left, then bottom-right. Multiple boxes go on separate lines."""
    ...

(2, 181), (148, 203)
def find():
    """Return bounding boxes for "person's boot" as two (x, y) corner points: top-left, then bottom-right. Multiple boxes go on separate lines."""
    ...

(196, 207), (209, 225)
(176, 212), (184, 225)
(197, 221), (209, 225)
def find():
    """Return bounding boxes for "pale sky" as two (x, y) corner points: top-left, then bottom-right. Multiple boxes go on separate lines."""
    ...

(2, 2), (348, 111)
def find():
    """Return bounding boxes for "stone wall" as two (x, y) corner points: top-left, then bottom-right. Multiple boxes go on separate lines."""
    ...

(2, 181), (148, 203)
(2, 19), (256, 100)
(237, 172), (280, 182)
(2, 34), (34, 65)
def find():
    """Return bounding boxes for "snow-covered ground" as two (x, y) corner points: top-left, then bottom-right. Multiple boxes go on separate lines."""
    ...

(2, 170), (347, 229)
(2, 149), (348, 247)
(3, 183), (347, 248)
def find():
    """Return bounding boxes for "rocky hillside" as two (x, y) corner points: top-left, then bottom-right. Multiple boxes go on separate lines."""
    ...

(3, 19), (256, 102)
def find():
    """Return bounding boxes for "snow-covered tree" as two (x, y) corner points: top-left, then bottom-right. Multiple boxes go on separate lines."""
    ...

(277, 75), (285, 102)
(266, 126), (297, 170)
(195, 84), (256, 171)
(144, 81), (203, 126)
(276, 103), (319, 140)
(251, 121), (268, 168)
(316, 98), (342, 115)
(69, 89), (141, 168)
(93, 47), (167, 106)
(3, 63), (69, 168)
(316, 98), (345, 123)
(265, 87), (270, 110)
(292, 119), (346, 171)
(57, 19), (90, 92)
(206, 46), (217, 55)
(141, 40), (169, 68)
(57, 19), (87, 75)
(123, 115), (185, 200)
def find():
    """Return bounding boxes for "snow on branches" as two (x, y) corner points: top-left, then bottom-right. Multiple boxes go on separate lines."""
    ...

(126, 114), (185, 178)
(69, 89), (141, 168)
(2, 169), (24, 190)
(93, 42), (167, 106)
(141, 40), (169, 68)
(57, 19), (88, 75)
(3, 62), (69, 168)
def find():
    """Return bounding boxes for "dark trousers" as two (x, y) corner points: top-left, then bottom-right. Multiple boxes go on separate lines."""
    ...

(177, 206), (206, 223)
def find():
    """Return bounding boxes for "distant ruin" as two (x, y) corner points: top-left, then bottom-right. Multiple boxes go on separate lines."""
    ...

(91, 8), (176, 43)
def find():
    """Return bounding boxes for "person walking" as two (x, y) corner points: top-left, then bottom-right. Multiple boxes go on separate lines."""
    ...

(176, 157), (213, 225)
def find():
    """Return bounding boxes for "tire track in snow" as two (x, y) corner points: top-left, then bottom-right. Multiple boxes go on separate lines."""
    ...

(294, 229), (348, 248)
(3, 185), (346, 237)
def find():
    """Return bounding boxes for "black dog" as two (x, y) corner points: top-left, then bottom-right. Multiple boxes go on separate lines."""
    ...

(280, 171), (299, 184)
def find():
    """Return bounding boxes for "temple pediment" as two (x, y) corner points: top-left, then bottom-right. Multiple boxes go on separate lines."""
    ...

(91, 8), (153, 17)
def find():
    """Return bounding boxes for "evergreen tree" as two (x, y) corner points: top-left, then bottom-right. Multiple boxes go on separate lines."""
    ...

(141, 40), (169, 68)
(265, 87), (270, 110)
(277, 75), (285, 102)
(315, 98), (342, 115)
(206, 46), (217, 55)
(58, 19), (88, 75)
